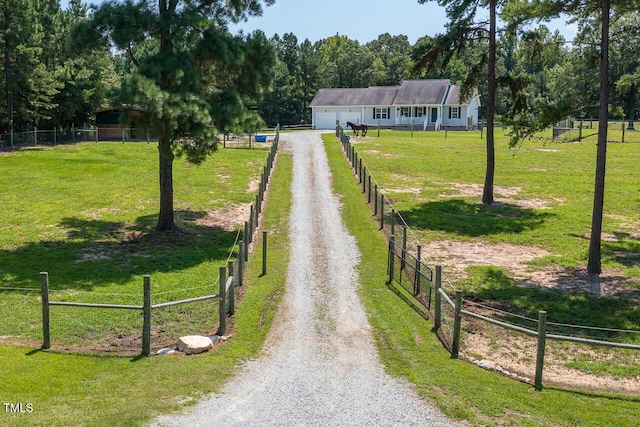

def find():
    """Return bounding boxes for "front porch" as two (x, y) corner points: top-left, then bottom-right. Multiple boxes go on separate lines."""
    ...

(394, 105), (442, 130)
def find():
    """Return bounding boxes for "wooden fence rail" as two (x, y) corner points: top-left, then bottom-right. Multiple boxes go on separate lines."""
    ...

(40, 269), (233, 356)
(38, 126), (280, 356)
(336, 121), (640, 391)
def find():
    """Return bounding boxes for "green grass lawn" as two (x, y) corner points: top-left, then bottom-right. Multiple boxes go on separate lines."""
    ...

(0, 142), (292, 426)
(350, 129), (640, 272)
(0, 142), (270, 347)
(340, 128), (640, 388)
(345, 129), (640, 329)
(323, 132), (640, 426)
(2, 132), (639, 426)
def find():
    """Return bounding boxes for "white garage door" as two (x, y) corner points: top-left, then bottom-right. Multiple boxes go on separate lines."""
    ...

(315, 112), (337, 130)
(340, 112), (362, 127)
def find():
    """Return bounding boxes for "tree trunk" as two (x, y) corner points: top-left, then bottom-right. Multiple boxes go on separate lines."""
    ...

(626, 84), (636, 130)
(155, 1), (176, 231)
(482, 0), (497, 205)
(4, 8), (13, 142)
(156, 131), (176, 231)
(587, 0), (610, 275)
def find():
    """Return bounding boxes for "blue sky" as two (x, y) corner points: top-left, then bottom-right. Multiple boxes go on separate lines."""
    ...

(63, 0), (577, 45)
(229, 0), (448, 44)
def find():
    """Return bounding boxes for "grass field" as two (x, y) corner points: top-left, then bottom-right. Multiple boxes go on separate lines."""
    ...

(0, 142), (274, 348)
(338, 129), (640, 389)
(0, 142), (292, 425)
(323, 131), (640, 426)
(2, 132), (639, 426)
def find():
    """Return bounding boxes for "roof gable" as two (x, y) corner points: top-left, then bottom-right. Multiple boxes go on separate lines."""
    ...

(393, 79), (450, 105)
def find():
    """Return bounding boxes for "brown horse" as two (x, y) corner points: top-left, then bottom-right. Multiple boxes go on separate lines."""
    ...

(346, 121), (368, 137)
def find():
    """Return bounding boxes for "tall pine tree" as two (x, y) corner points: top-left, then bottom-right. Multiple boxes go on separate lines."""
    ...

(73, 0), (276, 231)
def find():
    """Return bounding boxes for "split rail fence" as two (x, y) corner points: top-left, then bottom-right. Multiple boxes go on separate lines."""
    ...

(35, 128), (280, 356)
(336, 122), (640, 391)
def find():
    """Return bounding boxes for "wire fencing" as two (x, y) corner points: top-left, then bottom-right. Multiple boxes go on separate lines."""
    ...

(0, 127), (280, 355)
(336, 122), (640, 393)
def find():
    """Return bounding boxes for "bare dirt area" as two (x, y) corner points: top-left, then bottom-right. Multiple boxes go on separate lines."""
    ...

(419, 237), (640, 395)
(440, 182), (561, 209)
(194, 203), (251, 231)
(399, 180), (640, 394)
(154, 130), (462, 426)
(462, 322), (640, 395)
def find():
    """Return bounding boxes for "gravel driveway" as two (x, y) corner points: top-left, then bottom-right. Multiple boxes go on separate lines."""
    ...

(154, 131), (461, 426)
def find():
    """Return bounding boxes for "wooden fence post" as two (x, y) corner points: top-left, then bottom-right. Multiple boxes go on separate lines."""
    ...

(244, 222), (250, 261)
(227, 261), (235, 316)
(535, 311), (548, 391)
(262, 231), (267, 276)
(362, 166), (367, 192)
(249, 207), (254, 242)
(401, 226), (407, 271)
(452, 290), (462, 358)
(40, 272), (50, 349)
(374, 185), (378, 215)
(414, 245), (422, 296)
(391, 208), (395, 236)
(379, 194), (384, 230)
(435, 266), (442, 330)
(388, 235), (395, 283)
(367, 175), (372, 204)
(217, 267), (227, 336)
(238, 241), (244, 286)
(142, 275), (151, 356)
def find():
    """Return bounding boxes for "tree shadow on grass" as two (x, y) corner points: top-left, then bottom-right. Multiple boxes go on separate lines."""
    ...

(0, 210), (240, 291)
(461, 266), (640, 341)
(399, 199), (554, 237)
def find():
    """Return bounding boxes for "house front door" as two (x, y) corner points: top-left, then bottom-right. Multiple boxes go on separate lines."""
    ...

(431, 107), (438, 123)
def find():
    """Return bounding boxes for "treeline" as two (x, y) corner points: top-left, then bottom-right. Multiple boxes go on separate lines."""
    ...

(1, 0), (639, 132)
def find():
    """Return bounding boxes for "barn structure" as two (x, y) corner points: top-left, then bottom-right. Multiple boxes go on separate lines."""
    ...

(91, 106), (149, 141)
(309, 79), (480, 131)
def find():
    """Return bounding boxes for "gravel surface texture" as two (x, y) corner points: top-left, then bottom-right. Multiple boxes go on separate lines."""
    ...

(154, 131), (461, 426)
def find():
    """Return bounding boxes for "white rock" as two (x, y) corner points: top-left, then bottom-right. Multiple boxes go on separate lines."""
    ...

(477, 359), (497, 371)
(176, 335), (213, 355)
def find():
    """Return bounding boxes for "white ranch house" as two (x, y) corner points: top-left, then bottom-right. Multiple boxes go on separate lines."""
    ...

(310, 79), (480, 131)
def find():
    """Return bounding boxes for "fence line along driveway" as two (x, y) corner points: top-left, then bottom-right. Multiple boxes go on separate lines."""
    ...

(154, 131), (461, 426)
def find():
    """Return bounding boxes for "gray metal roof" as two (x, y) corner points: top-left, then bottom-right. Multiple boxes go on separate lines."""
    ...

(309, 80), (467, 107)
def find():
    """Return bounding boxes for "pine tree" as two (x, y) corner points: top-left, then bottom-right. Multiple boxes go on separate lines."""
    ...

(72, 0), (276, 231)
(414, 0), (503, 205)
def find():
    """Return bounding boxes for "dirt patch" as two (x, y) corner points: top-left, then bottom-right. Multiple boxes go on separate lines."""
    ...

(439, 182), (558, 209)
(247, 178), (260, 194)
(420, 240), (549, 281)
(361, 149), (399, 159)
(195, 204), (250, 231)
(383, 187), (423, 195)
(461, 322), (640, 395)
(423, 238), (640, 394)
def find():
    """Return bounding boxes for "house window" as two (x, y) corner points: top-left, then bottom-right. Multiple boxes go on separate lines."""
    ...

(400, 107), (410, 117)
(449, 107), (461, 119)
(374, 107), (390, 120)
(414, 107), (426, 117)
